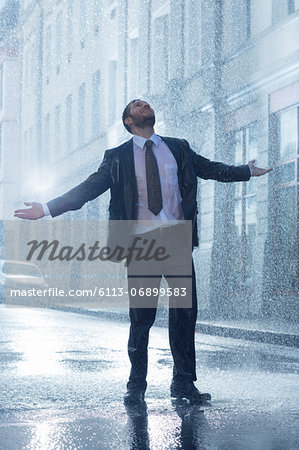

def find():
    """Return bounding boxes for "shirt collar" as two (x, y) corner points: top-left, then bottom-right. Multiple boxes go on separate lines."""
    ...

(133, 133), (159, 149)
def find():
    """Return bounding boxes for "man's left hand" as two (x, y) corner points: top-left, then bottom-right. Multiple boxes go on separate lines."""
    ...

(248, 159), (273, 177)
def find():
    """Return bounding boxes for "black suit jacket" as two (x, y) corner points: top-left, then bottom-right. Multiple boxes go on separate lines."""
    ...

(47, 136), (251, 247)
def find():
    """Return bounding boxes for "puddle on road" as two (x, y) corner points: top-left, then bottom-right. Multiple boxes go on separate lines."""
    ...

(0, 400), (297, 450)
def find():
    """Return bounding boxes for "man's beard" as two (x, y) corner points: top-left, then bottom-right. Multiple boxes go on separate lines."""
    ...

(131, 113), (155, 129)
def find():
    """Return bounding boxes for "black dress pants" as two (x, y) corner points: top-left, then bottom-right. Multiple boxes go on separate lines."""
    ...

(126, 226), (197, 392)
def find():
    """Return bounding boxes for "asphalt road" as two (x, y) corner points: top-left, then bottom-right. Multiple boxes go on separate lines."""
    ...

(0, 305), (298, 449)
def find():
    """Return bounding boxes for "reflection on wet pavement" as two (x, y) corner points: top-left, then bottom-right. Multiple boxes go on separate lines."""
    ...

(0, 305), (298, 449)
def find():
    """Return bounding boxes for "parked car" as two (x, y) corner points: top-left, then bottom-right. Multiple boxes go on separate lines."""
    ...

(0, 259), (48, 304)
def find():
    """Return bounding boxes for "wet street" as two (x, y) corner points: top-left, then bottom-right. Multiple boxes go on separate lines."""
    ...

(0, 305), (298, 449)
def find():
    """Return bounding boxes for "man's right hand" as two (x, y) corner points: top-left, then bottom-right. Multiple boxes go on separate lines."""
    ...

(14, 202), (45, 220)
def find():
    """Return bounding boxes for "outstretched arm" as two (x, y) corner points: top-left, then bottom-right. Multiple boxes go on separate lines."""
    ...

(184, 140), (272, 181)
(14, 150), (113, 220)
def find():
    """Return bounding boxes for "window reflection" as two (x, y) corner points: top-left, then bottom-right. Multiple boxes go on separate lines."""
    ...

(232, 123), (258, 301)
(273, 106), (298, 293)
(234, 130), (243, 164)
(153, 15), (169, 92)
(234, 198), (242, 235)
(247, 125), (258, 194)
(274, 186), (297, 290)
(276, 162), (295, 184)
(279, 108), (298, 161)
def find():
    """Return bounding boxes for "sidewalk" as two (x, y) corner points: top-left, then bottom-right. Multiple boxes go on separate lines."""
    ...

(54, 306), (299, 348)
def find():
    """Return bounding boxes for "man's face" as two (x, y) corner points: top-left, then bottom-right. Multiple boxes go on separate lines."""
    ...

(126, 100), (155, 129)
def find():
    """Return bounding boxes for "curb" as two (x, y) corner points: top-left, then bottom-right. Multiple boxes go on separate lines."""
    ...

(196, 323), (299, 348)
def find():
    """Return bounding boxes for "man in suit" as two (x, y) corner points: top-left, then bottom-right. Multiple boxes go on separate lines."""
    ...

(15, 99), (272, 404)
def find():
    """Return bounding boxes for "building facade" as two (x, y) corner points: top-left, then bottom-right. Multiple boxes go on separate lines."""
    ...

(0, 0), (20, 258)
(1, 0), (298, 321)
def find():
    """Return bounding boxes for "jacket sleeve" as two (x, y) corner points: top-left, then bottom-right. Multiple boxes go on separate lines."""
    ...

(46, 150), (113, 217)
(183, 139), (251, 182)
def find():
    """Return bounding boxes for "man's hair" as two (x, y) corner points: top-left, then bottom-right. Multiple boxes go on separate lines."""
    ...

(122, 99), (141, 134)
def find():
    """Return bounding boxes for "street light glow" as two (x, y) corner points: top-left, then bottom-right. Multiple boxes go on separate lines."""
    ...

(25, 175), (55, 196)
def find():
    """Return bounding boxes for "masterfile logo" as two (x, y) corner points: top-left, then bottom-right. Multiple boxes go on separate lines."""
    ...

(26, 237), (170, 266)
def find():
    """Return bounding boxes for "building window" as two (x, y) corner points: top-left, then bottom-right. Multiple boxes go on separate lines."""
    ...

(108, 61), (117, 124)
(230, 123), (258, 297)
(0, 64), (3, 110)
(94, 0), (101, 19)
(129, 38), (138, 98)
(92, 70), (101, 139)
(288, 0), (295, 13)
(45, 26), (51, 78)
(30, 42), (36, 86)
(24, 49), (29, 88)
(271, 106), (298, 294)
(94, 0), (101, 34)
(55, 105), (61, 157)
(87, 199), (100, 219)
(232, 0), (251, 47)
(23, 129), (28, 170)
(43, 114), (50, 162)
(288, 0), (299, 14)
(78, 83), (86, 146)
(152, 15), (169, 92)
(80, 0), (87, 38)
(28, 126), (33, 167)
(246, 0), (251, 39)
(0, 122), (2, 168)
(65, 94), (72, 153)
(184, 0), (201, 77)
(56, 12), (62, 67)
(110, 7), (116, 20)
(67, 0), (73, 50)
(272, 0), (291, 24)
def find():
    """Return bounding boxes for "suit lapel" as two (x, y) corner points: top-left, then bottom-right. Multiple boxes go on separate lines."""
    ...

(119, 138), (138, 219)
(120, 138), (135, 178)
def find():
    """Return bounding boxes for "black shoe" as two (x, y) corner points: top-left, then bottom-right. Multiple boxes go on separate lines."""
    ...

(124, 389), (145, 405)
(170, 380), (211, 404)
